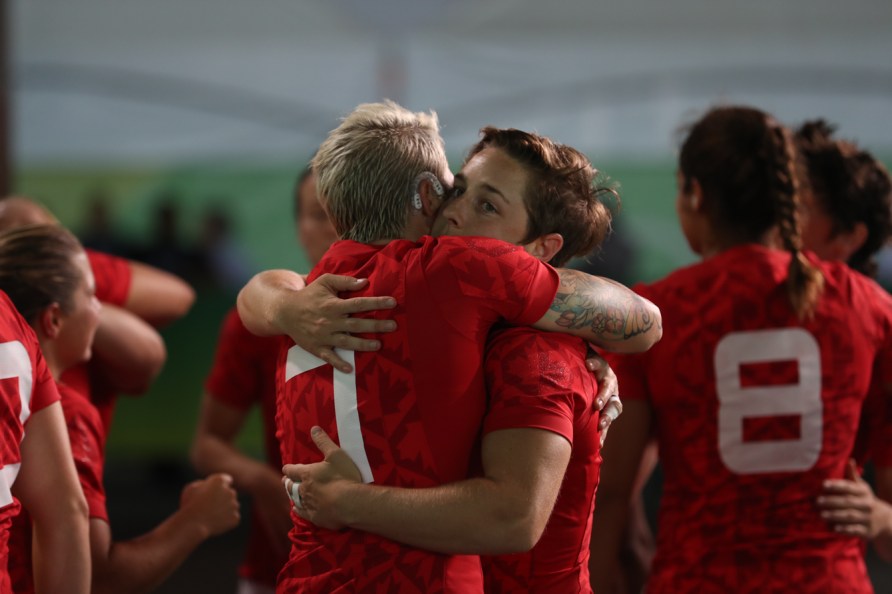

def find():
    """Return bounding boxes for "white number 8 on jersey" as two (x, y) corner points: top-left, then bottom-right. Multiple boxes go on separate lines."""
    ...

(715, 328), (822, 474)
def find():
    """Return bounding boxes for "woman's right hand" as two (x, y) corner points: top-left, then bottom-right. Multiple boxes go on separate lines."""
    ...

(282, 274), (398, 372)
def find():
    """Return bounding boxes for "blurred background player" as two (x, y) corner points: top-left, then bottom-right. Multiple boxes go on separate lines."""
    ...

(793, 120), (892, 562)
(0, 196), (194, 434)
(0, 224), (241, 594)
(0, 233), (90, 593)
(590, 105), (892, 593)
(189, 164), (341, 593)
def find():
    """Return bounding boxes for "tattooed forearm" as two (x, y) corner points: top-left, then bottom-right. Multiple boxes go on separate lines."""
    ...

(545, 270), (662, 352)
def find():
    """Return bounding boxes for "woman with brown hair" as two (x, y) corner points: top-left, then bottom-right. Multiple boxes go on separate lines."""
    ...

(0, 224), (240, 594)
(591, 105), (890, 593)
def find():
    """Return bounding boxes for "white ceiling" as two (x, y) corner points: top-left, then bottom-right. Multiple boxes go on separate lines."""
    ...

(13, 0), (892, 163)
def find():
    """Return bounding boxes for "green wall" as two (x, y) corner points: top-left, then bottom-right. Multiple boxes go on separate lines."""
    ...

(19, 155), (887, 459)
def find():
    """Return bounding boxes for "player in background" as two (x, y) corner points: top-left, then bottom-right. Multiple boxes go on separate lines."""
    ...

(189, 165), (344, 594)
(282, 126), (627, 593)
(793, 120), (892, 562)
(238, 102), (660, 592)
(0, 249), (89, 593)
(589, 105), (891, 593)
(0, 224), (240, 594)
(0, 196), (195, 432)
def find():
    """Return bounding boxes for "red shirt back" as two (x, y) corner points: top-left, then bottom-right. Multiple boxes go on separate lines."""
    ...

(480, 327), (601, 593)
(0, 291), (61, 594)
(276, 236), (559, 593)
(8, 382), (107, 594)
(614, 245), (891, 594)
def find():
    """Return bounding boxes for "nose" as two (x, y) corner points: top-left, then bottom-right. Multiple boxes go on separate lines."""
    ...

(440, 196), (463, 229)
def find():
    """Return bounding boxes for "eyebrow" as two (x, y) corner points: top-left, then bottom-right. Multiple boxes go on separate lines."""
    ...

(455, 173), (508, 204)
(480, 183), (507, 203)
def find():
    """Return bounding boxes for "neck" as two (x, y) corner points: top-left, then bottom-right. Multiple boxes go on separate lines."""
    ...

(699, 227), (781, 260)
(41, 344), (63, 382)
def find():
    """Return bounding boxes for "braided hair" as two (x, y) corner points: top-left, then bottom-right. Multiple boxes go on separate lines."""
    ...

(679, 106), (823, 319)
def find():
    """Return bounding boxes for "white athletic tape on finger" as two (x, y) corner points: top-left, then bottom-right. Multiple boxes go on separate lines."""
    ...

(603, 396), (622, 422)
(289, 480), (303, 509)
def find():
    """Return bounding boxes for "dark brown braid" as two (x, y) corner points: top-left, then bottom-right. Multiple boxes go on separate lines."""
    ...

(769, 122), (824, 319)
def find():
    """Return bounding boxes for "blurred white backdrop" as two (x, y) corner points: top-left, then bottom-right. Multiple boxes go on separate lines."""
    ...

(14, 0), (892, 165)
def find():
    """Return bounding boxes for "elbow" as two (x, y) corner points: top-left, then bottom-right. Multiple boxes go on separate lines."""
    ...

(189, 437), (209, 475)
(50, 488), (89, 529)
(642, 313), (663, 351)
(116, 340), (167, 396)
(631, 300), (662, 352)
(152, 281), (196, 328)
(170, 281), (197, 321)
(608, 300), (663, 354)
(236, 283), (269, 337)
(499, 521), (546, 554)
(483, 504), (550, 555)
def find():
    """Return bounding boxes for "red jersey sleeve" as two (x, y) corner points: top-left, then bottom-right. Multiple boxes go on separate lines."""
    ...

(604, 282), (654, 403)
(59, 384), (108, 522)
(427, 237), (560, 328)
(86, 249), (132, 306)
(2, 292), (61, 417)
(482, 328), (587, 442)
(27, 331), (61, 416)
(204, 308), (276, 410)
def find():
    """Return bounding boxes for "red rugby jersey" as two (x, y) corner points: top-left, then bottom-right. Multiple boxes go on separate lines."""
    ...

(0, 291), (61, 594)
(480, 326), (601, 594)
(8, 382), (107, 594)
(276, 236), (559, 593)
(614, 245), (891, 594)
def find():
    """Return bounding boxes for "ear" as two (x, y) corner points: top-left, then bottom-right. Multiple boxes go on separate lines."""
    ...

(37, 303), (64, 340)
(687, 178), (705, 212)
(524, 233), (564, 264)
(834, 221), (869, 261)
(416, 176), (446, 218)
(846, 222), (869, 254)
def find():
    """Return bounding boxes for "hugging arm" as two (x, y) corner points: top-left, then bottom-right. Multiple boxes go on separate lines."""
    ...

(533, 270), (661, 354)
(284, 426), (571, 555)
(237, 270), (397, 372)
(237, 266), (661, 371)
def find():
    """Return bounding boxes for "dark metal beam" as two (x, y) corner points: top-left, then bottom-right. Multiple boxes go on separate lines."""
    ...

(0, 0), (10, 196)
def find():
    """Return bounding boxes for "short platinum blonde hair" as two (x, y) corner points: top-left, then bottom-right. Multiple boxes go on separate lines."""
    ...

(312, 101), (449, 242)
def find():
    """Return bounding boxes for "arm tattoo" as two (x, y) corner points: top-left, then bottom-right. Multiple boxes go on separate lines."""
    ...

(551, 270), (657, 342)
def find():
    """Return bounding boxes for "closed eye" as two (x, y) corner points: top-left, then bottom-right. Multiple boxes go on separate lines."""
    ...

(447, 186), (465, 200)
